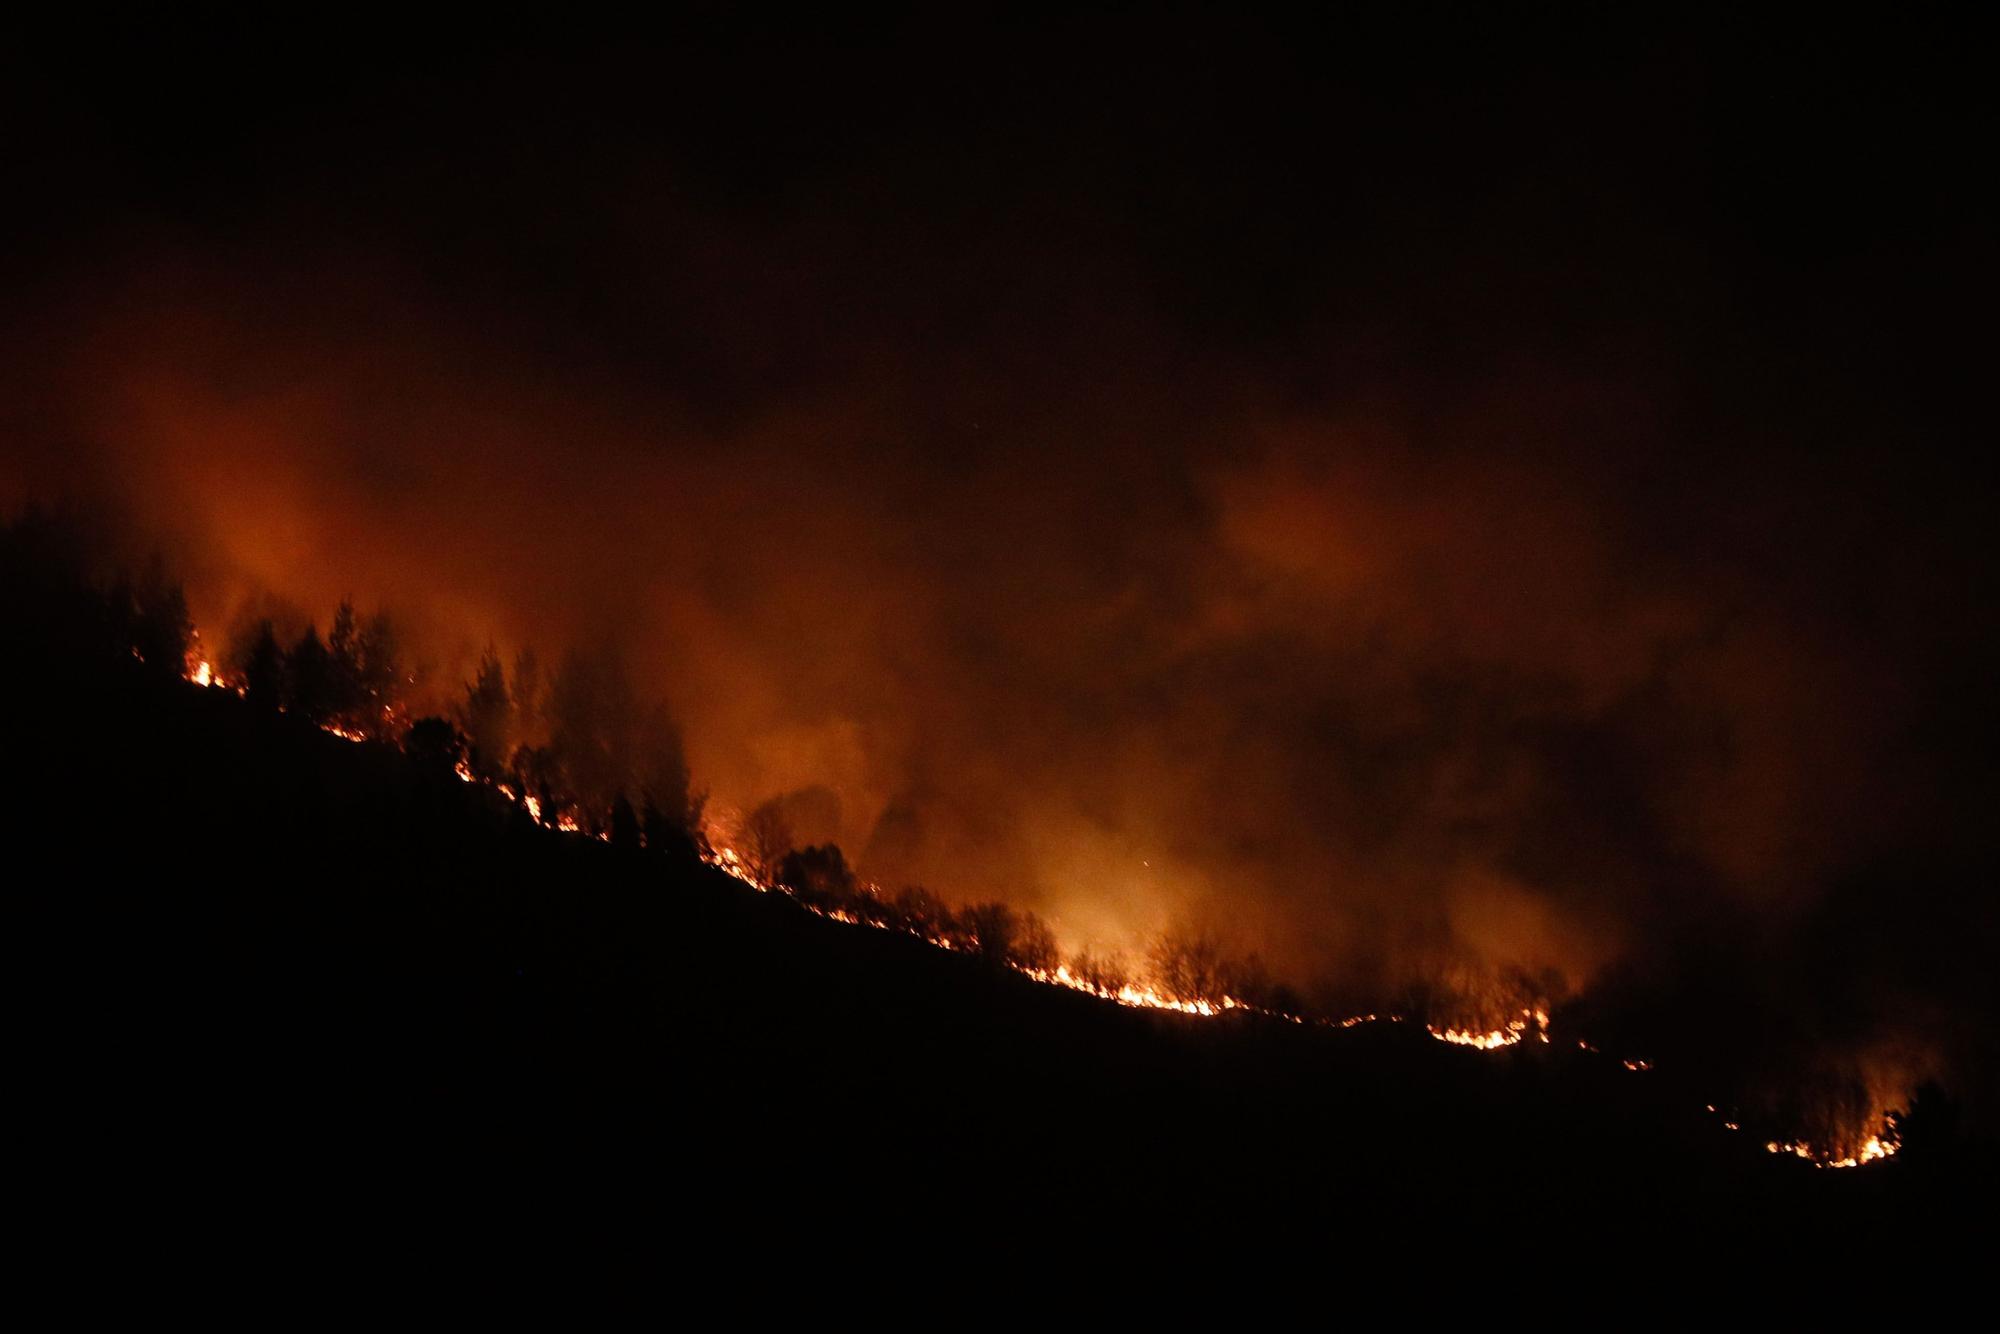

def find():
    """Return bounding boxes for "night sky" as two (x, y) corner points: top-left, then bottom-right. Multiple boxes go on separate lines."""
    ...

(4, 9), (1993, 1124)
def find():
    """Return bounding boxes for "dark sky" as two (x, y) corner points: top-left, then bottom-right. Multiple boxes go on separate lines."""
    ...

(4, 8), (1993, 1124)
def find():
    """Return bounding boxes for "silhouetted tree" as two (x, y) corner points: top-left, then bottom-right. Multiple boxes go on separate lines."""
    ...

(1069, 949), (1130, 996)
(635, 702), (703, 849)
(459, 645), (513, 779)
(355, 610), (402, 732)
(511, 646), (543, 740)
(129, 555), (192, 678)
(1892, 1082), (1959, 1165)
(610, 792), (641, 851)
(777, 844), (856, 908)
(641, 796), (699, 861)
(325, 600), (367, 725)
(549, 647), (636, 811)
(288, 625), (334, 723)
(1149, 929), (1229, 1003)
(1214, 953), (1298, 1013)
(744, 799), (793, 885)
(510, 744), (562, 823)
(243, 620), (285, 712)
(960, 901), (1020, 966)
(1013, 913), (1061, 975)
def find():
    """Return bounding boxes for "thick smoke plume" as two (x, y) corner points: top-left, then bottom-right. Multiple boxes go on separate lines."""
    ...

(2, 14), (1991, 1135)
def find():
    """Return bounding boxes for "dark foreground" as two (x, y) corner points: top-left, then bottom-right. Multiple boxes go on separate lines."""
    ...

(9, 649), (1987, 1280)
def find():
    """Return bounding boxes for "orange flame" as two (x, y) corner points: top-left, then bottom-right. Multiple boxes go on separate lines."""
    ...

(167, 639), (1908, 1170)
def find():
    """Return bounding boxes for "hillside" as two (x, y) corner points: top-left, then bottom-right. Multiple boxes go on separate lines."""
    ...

(7, 618), (1984, 1274)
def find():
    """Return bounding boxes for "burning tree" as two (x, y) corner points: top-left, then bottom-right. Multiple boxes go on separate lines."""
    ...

(288, 625), (335, 724)
(1013, 914), (1061, 975)
(458, 645), (514, 780)
(1067, 949), (1130, 996)
(242, 621), (285, 712)
(610, 792), (641, 850)
(635, 702), (704, 856)
(956, 901), (1021, 964)
(1148, 930), (1230, 1005)
(890, 886), (948, 939)
(121, 554), (192, 680)
(743, 800), (794, 886)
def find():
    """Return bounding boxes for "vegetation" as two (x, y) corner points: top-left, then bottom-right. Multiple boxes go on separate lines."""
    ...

(4, 508), (1986, 1266)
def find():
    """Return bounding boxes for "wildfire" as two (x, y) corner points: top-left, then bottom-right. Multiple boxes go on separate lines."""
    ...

(165, 641), (1910, 1172)
(1427, 1008), (1550, 1049)
(1765, 1130), (1900, 1169)
(1039, 963), (1249, 1017)
(698, 842), (1262, 1016)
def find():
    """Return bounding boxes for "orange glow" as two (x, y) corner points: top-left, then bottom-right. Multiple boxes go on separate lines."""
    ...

(167, 631), (1907, 1172)
(1426, 1007), (1550, 1049)
(1765, 1127), (1900, 1169)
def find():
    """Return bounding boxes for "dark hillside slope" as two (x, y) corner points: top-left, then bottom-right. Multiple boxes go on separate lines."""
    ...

(6, 640), (1982, 1269)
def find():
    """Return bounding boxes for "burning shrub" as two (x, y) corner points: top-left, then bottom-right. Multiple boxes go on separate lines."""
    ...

(458, 645), (514, 780)
(956, 901), (1020, 964)
(1013, 913), (1061, 975)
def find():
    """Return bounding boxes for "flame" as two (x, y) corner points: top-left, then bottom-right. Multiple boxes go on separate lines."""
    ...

(1038, 963), (1250, 1017)
(1427, 1008), (1550, 1049)
(164, 633), (1906, 1170)
(1765, 1129), (1900, 1169)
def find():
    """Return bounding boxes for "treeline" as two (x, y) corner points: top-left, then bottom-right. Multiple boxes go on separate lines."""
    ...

(224, 615), (706, 858)
(227, 604), (404, 736)
(405, 643), (707, 860)
(758, 839), (1303, 1013)
(5, 505), (1293, 1017)
(2, 507), (706, 862)
(1, 506), (199, 685)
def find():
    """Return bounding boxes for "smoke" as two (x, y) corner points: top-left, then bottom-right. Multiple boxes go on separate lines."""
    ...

(2, 15), (1992, 1134)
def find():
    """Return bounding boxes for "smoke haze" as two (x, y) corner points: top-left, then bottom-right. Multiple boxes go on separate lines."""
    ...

(4, 11), (1992, 1117)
